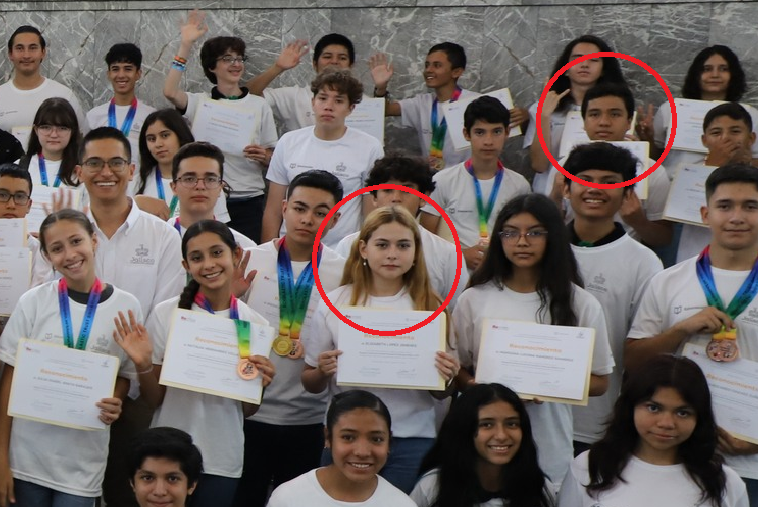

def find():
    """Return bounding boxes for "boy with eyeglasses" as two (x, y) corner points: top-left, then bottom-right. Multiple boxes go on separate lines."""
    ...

(164, 9), (278, 243)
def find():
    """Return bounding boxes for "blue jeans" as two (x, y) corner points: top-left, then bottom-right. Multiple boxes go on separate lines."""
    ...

(188, 474), (238, 507)
(744, 478), (758, 506)
(13, 479), (94, 507)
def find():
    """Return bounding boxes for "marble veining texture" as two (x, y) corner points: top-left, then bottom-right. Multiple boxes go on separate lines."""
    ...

(0, 1), (753, 176)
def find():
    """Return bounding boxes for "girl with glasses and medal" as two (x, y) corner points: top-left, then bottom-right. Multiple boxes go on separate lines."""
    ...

(113, 220), (275, 507)
(627, 163), (758, 504)
(453, 193), (614, 491)
(0, 209), (139, 506)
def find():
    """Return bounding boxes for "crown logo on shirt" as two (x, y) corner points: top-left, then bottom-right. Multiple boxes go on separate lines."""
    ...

(290, 163), (296, 169)
(593, 274), (605, 285)
(335, 162), (347, 173)
(135, 244), (148, 257)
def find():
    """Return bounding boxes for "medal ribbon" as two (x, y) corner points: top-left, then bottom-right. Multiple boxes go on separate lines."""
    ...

(430, 86), (462, 164)
(58, 278), (103, 350)
(194, 292), (250, 357)
(277, 238), (322, 340)
(155, 170), (179, 216)
(173, 217), (182, 235)
(464, 159), (504, 239)
(108, 97), (138, 136)
(696, 245), (758, 319)
(38, 153), (61, 187)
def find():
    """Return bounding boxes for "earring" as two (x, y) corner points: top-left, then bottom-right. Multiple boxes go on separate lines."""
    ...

(363, 259), (367, 266)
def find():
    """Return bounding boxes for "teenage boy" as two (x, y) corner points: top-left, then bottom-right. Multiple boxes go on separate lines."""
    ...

(561, 143), (663, 452)
(86, 43), (156, 166)
(245, 34), (356, 134)
(0, 25), (85, 139)
(677, 103), (756, 263)
(626, 163), (758, 504)
(75, 127), (185, 507)
(234, 170), (345, 507)
(336, 155), (468, 308)
(164, 9), (278, 243)
(419, 96), (530, 271)
(261, 69), (383, 248)
(167, 142), (255, 248)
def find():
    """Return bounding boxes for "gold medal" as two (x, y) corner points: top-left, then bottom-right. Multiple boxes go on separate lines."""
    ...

(429, 155), (444, 172)
(237, 358), (259, 380)
(273, 335), (294, 357)
(707, 327), (740, 362)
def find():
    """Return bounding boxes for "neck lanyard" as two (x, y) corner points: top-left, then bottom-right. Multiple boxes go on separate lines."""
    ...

(696, 245), (758, 319)
(430, 86), (462, 164)
(173, 217), (182, 235)
(38, 153), (61, 187)
(464, 158), (504, 240)
(154, 170), (179, 216)
(108, 97), (138, 136)
(277, 238), (322, 340)
(194, 292), (251, 358)
(58, 278), (103, 350)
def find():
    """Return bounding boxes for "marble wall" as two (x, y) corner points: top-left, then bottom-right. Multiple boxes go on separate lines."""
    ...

(0, 1), (755, 175)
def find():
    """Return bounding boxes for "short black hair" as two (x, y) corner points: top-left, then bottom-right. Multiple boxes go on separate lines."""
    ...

(105, 43), (142, 69)
(428, 42), (466, 70)
(313, 33), (355, 65)
(463, 96), (510, 131)
(127, 427), (203, 487)
(0, 163), (32, 195)
(287, 170), (343, 205)
(563, 143), (637, 189)
(703, 102), (753, 133)
(705, 163), (758, 202)
(200, 36), (245, 85)
(581, 83), (635, 120)
(8, 25), (45, 50)
(172, 142), (224, 181)
(80, 127), (131, 163)
(365, 155), (435, 196)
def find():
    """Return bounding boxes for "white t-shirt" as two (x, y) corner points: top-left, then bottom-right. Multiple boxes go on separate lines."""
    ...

(524, 102), (580, 194)
(150, 295), (269, 478)
(184, 92), (278, 198)
(628, 257), (758, 479)
(0, 78), (86, 135)
(264, 85), (314, 134)
(267, 468), (416, 507)
(558, 451), (749, 507)
(89, 200), (185, 319)
(335, 227), (469, 309)
(27, 233), (54, 287)
(0, 281), (140, 497)
(305, 285), (449, 439)
(242, 240), (345, 425)
(453, 281), (614, 485)
(422, 162), (531, 248)
(654, 101), (758, 180)
(86, 99), (156, 169)
(398, 89), (479, 169)
(166, 216), (255, 249)
(571, 234), (663, 443)
(267, 126), (384, 247)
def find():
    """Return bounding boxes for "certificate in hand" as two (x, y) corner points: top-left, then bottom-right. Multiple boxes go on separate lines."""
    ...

(668, 98), (725, 153)
(663, 164), (712, 227)
(28, 186), (82, 234)
(191, 96), (258, 154)
(160, 309), (275, 404)
(475, 320), (595, 405)
(9, 339), (119, 431)
(442, 88), (522, 151)
(336, 308), (446, 390)
(0, 218), (27, 247)
(0, 247), (30, 316)
(345, 98), (385, 144)
(683, 343), (758, 445)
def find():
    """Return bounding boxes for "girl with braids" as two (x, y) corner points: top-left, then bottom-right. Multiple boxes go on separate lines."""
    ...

(558, 355), (748, 507)
(114, 219), (275, 507)
(412, 383), (554, 507)
(452, 193), (614, 489)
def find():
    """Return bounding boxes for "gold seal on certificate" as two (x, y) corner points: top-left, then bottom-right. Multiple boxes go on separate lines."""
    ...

(273, 335), (293, 356)
(237, 359), (259, 380)
(707, 327), (739, 362)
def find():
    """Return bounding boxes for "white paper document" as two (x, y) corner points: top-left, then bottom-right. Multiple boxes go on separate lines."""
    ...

(345, 98), (385, 144)
(9, 339), (119, 430)
(160, 309), (275, 404)
(0, 247), (30, 316)
(443, 88), (522, 151)
(668, 98), (725, 153)
(559, 112), (638, 158)
(663, 164), (712, 226)
(475, 319), (595, 405)
(191, 97), (259, 154)
(336, 308), (446, 390)
(0, 218), (26, 247)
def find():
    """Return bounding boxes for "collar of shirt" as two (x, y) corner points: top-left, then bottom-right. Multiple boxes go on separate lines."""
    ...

(569, 220), (626, 247)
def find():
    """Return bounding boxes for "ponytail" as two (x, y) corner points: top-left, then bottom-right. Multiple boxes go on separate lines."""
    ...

(178, 279), (200, 310)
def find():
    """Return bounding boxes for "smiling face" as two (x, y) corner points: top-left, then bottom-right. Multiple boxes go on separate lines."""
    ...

(474, 400), (522, 467)
(314, 44), (352, 73)
(359, 221), (416, 287)
(566, 42), (603, 86)
(182, 231), (240, 294)
(8, 32), (45, 77)
(326, 408), (390, 484)
(700, 54), (730, 98)
(584, 95), (632, 141)
(132, 457), (197, 507)
(702, 115), (756, 155)
(76, 137), (135, 204)
(702, 181), (758, 252)
(210, 50), (245, 86)
(42, 219), (97, 290)
(108, 61), (141, 96)
(634, 387), (697, 465)
(564, 169), (628, 221)
(423, 50), (463, 89)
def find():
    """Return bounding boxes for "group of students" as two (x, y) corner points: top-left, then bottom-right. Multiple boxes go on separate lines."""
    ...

(0, 9), (756, 507)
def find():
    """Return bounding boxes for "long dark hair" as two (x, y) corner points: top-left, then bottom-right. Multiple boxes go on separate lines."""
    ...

(23, 97), (81, 187)
(469, 194), (581, 326)
(587, 355), (726, 507)
(549, 35), (626, 113)
(177, 220), (238, 310)
(681, 45), (746, 101)
(419, 384), (553, 507)
(136, 109), (194, 195)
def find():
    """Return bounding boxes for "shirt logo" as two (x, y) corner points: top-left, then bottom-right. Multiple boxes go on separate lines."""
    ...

(130, 244), (155, 265)
(335, 163), (347, 173)
(674, 305), (682, 315)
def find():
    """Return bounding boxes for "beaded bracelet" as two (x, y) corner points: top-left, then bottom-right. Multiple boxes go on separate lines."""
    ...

(171, 60), (187, 72)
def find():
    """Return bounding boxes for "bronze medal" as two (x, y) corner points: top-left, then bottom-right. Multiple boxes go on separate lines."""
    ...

(237, 358), (259, 380)
(287, 339), (304, 360)
(707, 327), (739, 362)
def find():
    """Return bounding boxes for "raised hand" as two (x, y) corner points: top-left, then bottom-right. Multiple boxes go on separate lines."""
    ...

(113, 310), (153, 373)
(369, 53), (394, 89)
(276, 40), (309, 71)
(180, 9), (209, 45)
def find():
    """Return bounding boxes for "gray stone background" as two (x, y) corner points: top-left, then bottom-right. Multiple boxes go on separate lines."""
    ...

(0, 1), (754, 177)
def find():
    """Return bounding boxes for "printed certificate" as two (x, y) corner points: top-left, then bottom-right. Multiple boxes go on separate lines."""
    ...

(559, 112), (638, 158)
(663, 164), (712, 226)
(683, 343), (758, 445)
(668, 98), (725, 153)
(475, 319), (595, 405)
(345, 98), (386, 144)
(0, 218), (26, 247)
(27, 186), (82, 234)
(443, 88), (522, 151)
(9, 339), (119, 431)
(191, 96), (259, 154)
(0, 247), (30, 316)
(336, 308), (446, 390)
(160, 309), (275, 404)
